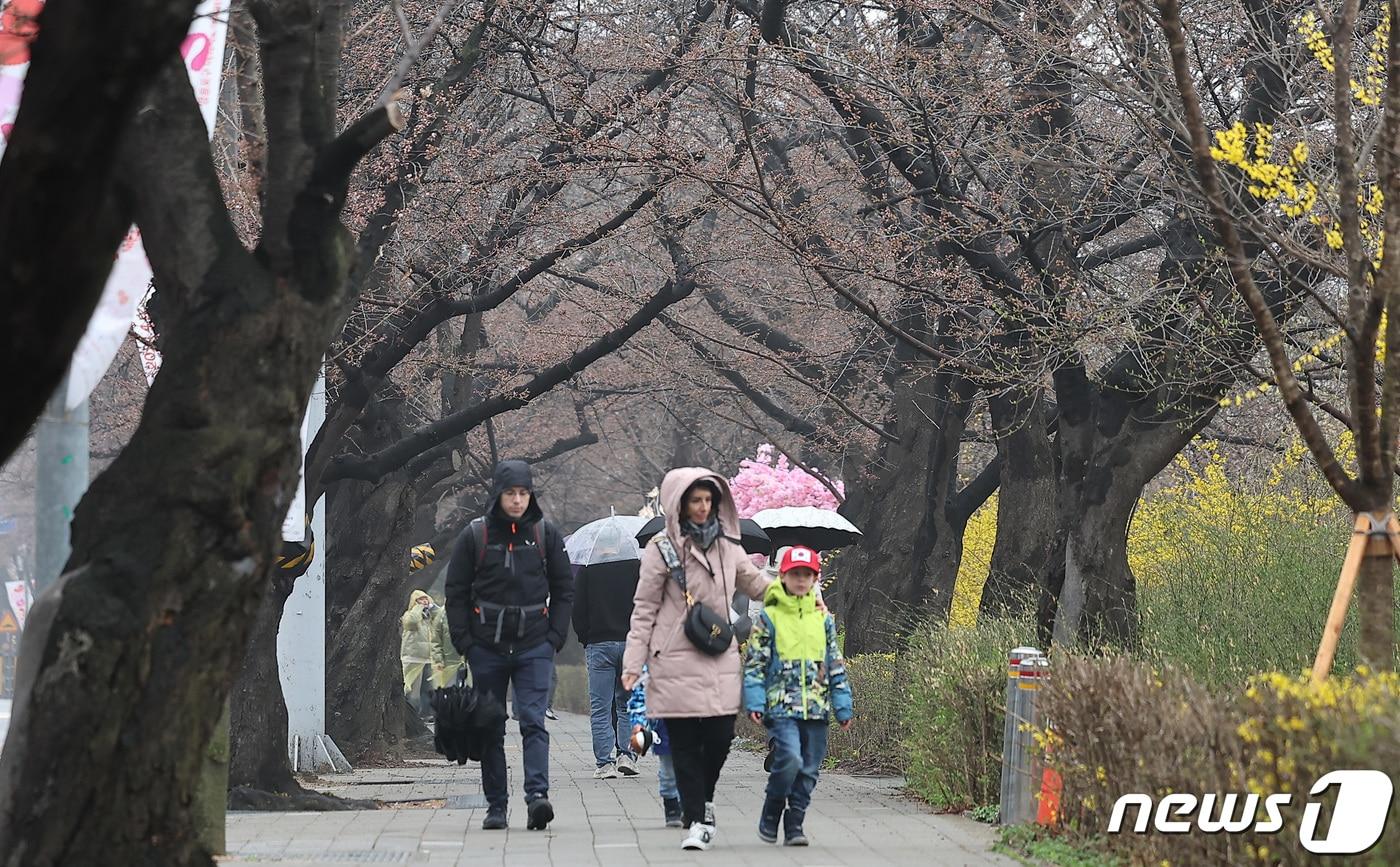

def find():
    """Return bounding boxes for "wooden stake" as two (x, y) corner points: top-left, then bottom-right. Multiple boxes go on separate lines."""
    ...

(1312, 514), (1369, 683)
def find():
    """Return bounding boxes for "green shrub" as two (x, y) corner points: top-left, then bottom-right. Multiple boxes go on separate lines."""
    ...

(734, 650), (906, 773)
(996, 824), (1122, 867)
(1136, 512), (1374, 690)
(902, 613), (1038, 809)
(828, 652), (903, 772)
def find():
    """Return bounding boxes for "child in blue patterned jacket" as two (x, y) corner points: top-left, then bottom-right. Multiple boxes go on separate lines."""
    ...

(626, 668), (683, 827)
(743, 545), (853, 847)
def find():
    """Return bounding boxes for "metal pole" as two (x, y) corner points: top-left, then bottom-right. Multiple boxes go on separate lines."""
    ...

(34, 376), (89, 594)
(999, 646), (1045, 825)
(999, 646), (1037, 823)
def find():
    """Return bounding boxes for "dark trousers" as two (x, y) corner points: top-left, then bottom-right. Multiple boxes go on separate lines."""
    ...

(664, 715), (736, 825)
(468, 641), (553, 809)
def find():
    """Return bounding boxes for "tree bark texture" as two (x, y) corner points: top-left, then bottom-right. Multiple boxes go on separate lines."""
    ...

(1356, 549), (1396, 669)
(980, 388), (1060, 621)
(835, 365), (974, 653)
(325, 474), (422, 760)
(228, 581), (297, 794)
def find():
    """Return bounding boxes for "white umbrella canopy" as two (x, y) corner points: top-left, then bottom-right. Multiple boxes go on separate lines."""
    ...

(564, 514), (647, 566)
(751, 506), (862, 551)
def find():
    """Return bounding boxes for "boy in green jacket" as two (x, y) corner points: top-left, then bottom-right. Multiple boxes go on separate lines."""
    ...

(743, 545), (853, 846)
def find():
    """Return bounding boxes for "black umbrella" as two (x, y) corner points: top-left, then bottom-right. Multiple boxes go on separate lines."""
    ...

(752, 506), (863, 551)
(431, 666), (508, 765)
(635, 515), (772, 556)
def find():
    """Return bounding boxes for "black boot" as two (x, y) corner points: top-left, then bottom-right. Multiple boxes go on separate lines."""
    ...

(783, 808), (807, 846)
(526, 796), (554, 830)
(663, 797), (684, 828)
(481, 806), (507, 830)
(757, 797), (784, 843)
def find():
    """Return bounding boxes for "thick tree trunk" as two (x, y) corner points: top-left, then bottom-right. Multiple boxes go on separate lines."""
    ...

(980, 388), (1060, 621)
(325, 474), (421, 760)
(229, 584), (297, 793)
(1048, 366), (1208, 648)
(1052, 478), (1141, 649)
(835, 368), (973, 653)
(0, 254), (333, 867)
(0, 19), (399, 853)
(226, 583), (372, 811)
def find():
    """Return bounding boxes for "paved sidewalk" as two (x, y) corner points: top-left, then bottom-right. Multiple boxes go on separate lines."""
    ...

(224, 710), (1014, 866)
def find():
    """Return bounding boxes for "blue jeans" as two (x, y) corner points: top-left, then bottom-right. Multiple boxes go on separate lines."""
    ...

(468, 641), (553, 808)
(658, 753), (679, 800)
(764, 717), (829, 811)
(585, 641), (634, 766)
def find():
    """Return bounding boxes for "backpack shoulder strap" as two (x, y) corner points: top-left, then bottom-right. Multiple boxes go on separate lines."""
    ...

(471, 517), (487, 567)
(535, 522), (548, 571)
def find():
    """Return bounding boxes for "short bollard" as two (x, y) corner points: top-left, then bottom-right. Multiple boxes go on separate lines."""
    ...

(998, 647), (1047, 825)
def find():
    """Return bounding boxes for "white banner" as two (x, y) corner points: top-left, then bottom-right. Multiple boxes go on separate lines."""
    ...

(4, 580), (28, 630)
(281, 402), (312, 543)
(61, 0), (231, 407)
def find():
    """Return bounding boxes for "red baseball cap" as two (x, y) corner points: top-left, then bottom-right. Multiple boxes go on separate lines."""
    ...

(778, 546), (821, 575)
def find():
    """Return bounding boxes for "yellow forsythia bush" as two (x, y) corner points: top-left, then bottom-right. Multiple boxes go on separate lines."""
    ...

(1040, 655), (1400, 866)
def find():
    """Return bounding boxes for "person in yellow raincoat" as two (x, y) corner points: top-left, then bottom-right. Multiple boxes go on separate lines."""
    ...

(401, 589), (437, 716)
(430, 597), (466, 688)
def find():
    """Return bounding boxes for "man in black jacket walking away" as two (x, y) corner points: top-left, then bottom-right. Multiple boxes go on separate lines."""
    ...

(572, 555), (641, 779)
(447, 460), (573, 831)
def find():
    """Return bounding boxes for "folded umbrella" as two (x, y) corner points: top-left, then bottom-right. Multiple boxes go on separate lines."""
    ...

(431, 666), (507, 765)
(752, 506), (863, 551)
(635, 515), (772, 557)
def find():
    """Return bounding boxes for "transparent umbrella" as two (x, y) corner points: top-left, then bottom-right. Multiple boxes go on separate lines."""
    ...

(564, 513), (647, 566)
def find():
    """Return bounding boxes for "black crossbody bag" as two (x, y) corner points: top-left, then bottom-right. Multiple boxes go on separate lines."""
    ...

(655, 535), (752, 655)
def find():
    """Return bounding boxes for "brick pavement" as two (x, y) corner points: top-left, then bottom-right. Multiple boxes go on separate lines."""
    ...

(223, 710), (1015, 866)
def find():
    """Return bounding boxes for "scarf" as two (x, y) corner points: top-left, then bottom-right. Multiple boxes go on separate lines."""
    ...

(681, 515), (722, 551)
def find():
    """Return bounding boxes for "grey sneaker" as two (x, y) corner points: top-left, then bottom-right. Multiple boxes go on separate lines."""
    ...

(616, 754), (639, 776)
(704, 801), (716, 826)
(593, 762), (619, 780)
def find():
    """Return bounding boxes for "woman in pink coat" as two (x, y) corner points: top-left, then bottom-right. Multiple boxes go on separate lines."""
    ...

(622, 467), (770, 850)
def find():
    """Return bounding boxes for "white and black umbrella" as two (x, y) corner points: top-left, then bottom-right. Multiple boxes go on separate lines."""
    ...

(752, 506), (862, 551)
(564, 514), (647, 566)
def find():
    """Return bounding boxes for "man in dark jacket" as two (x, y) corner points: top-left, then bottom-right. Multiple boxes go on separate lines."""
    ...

(571, 558), (641, 779)
(446, 459), (573, 831)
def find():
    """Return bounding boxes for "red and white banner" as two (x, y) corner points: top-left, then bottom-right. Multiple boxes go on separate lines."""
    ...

(4, 580), (28, 630)
(66, 0), (230, 404)
(0, 0), (230, 406)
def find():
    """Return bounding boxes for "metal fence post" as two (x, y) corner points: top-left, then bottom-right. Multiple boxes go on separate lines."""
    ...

(999, 646), (1046, 825)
